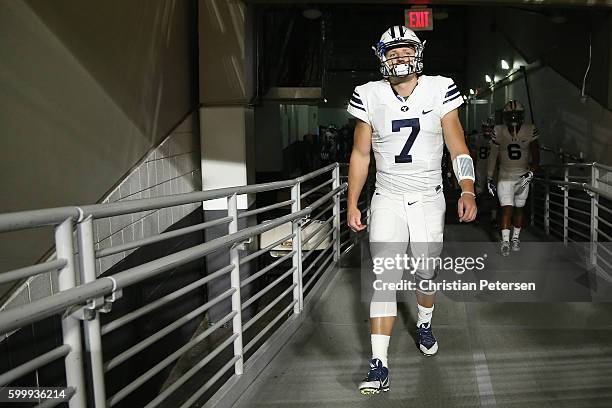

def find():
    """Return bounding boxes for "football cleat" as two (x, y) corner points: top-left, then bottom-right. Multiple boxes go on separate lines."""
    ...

(501, 240), (511, 257)
(359, 358), (390, 395)
(511, 237), (521, 252)
(416, 322), (438, 356)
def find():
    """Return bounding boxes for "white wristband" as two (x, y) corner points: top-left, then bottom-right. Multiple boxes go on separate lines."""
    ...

(461, 191), (476, 198)
(452, 154), (475, 182)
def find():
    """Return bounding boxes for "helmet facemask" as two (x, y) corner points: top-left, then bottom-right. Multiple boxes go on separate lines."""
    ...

(503, 100), (525, 134)
(373, 27), (425, 78)
(503, 111), (524, 133)
(481, 124), (494, 138)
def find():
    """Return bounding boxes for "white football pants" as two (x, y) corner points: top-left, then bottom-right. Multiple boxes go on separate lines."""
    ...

(368, 188), (445, 318)
(497, 180), (529, 207)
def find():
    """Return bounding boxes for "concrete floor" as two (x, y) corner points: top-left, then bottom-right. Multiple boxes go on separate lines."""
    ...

(234, 224), (612, 408)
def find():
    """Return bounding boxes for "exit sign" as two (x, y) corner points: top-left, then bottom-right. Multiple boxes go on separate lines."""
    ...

(405, 8), (433, 31)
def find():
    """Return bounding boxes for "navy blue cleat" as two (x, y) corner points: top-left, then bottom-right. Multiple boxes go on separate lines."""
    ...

(358, 358), (390, 395)
(416, 322), (438, 356)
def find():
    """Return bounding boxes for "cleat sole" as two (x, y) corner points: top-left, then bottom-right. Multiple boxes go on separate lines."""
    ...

(360, 388), (380, 395)
(420, 341), (439, 356)
(359, 387), (389, 395)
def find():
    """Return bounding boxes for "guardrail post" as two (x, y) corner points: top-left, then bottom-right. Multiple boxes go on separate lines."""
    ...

(530, 178), (535, 227)
(544, 170), (550, 235)
(332, 164), (341, 262)
(55, 218), (88, 408)
(227, 194), (244, 375)
(563, 167), (569, 246)
(591, 165), (599, 268)
(77, 217), (107, 408)
(291, 181), (303, 312)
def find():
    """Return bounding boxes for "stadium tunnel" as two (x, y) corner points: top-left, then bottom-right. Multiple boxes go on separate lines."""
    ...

(1, 0), (612, 406)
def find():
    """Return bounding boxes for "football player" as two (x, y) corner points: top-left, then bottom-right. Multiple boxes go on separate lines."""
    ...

(487, 100), (540, 256)
(471, 118), (498, 224)
(346, 25), (477, 395)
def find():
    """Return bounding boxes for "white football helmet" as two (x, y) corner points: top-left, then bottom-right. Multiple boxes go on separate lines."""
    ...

(503, 100), (525, 128)
(373, 25), (424, 78)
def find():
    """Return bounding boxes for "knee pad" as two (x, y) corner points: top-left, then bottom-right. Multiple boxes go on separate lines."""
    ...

(370, 301), (397, 318)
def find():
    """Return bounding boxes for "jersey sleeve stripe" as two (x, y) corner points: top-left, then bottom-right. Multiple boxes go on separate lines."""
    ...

(447, 83), (457, 89)
(443, 93), (461, 104)
(444, 87), (460, 98)
(349, 101), (366, 112)
(353, 91), (360, 97)
(350, 96), (363, 105)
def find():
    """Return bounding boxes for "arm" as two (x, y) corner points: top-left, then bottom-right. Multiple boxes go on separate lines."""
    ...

(347, 120), (372, 231)
(487, 141), (499, 180)
(442, 109), (475, 194)
(442, 109), (477, 222)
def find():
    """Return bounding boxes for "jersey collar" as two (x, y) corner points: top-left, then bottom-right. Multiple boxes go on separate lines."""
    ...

(388, 76), (420, 103)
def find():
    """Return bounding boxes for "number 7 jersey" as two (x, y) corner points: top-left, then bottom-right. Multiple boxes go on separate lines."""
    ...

(347, 75), (463, 193)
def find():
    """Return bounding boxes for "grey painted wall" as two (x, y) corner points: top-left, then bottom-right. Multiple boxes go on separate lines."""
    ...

(1, 112), (203, 330)
(464, 6), (612, 166)
(465, 7), (610, 108)
(0, 0), (196, 282)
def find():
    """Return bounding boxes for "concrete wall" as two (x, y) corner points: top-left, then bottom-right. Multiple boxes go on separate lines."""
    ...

(465, 7), (610, 109)
(199, 0), (256, 209)
(0, 0), (196, 278)
(464, 6), (612, 166)
(1, 112), (202, 326)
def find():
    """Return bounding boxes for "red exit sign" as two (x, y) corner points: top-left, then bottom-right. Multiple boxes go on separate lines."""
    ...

(405, 8), (433, 31)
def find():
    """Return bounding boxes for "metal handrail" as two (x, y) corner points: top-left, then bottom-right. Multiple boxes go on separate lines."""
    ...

(532, 162), (612, 279)
(0, 162), (358, 408)
(95, 216), (232, 258)
(100, 264), (234, 335)
(0, 344), (70, 386)
(0, 259), (67, 285)
(0, 184), (346, 334)
(0, 163), (340, 233)
(535, 176), (612, 201)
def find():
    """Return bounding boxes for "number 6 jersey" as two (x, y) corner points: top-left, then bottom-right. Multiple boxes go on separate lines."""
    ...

(347, 75), (463, 194)
(488, 124), (538, 181)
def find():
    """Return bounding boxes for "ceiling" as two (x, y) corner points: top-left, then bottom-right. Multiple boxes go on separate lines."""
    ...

(253, 1), (612, 107)
(245, 0), (612, 8)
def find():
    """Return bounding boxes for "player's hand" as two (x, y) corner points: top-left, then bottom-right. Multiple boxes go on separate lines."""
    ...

(516, 171), (534, 190)
(458, 193), (477, 223)
(487, 178), (497, 196)
(347, 206), (367, 232)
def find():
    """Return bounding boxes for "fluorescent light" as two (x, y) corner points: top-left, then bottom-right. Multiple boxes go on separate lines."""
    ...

(485, 75), (492, 83)
(501, 60), (510, 70)
(469, 88), (475, 95)
(302, 8), (322, 19)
